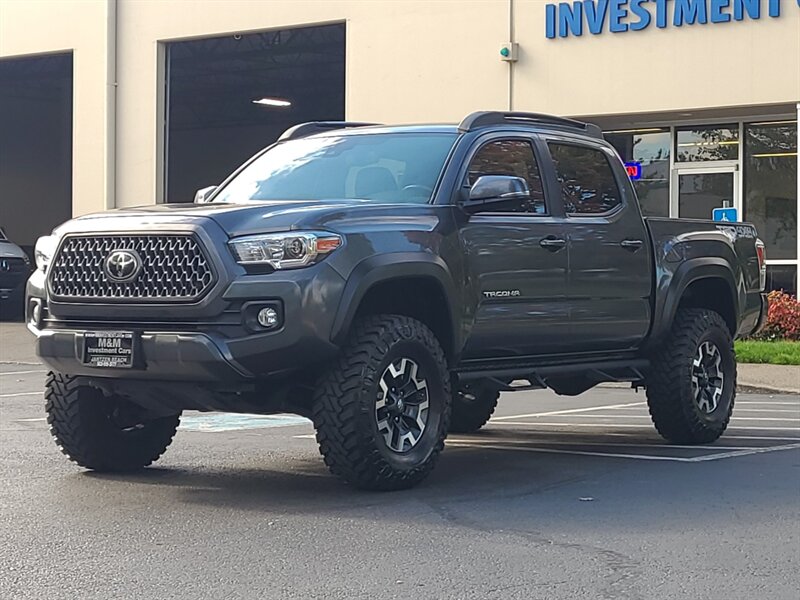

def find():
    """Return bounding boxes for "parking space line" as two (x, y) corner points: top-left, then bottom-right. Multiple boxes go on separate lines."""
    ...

(0, 370), (47, 376)
(447, 438), (764, 450)
(489, 421), (800, 431)
(496, 414), (800, 422)
(738, 401), (800, 406)
(0, 391), (41, 398)
(492, 401), (646, 421)
(447, 440), (800, 462)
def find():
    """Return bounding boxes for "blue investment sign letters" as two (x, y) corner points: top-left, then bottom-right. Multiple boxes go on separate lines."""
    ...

(545, 0), (796, 38)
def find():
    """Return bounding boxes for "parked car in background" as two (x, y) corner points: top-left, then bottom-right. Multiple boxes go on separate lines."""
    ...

(0, 227), (31, 319)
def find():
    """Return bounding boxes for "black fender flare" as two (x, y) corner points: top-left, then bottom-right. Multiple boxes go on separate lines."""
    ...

(649, 257), (740, 343)
(329, 252), (461, 352)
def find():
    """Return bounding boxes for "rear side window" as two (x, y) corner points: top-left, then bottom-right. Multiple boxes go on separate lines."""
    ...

(548, 143), (622, 215)
(467, 139), (546, 214)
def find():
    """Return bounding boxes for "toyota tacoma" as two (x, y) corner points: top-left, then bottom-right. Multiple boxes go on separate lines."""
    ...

(27, 111), (768, 490)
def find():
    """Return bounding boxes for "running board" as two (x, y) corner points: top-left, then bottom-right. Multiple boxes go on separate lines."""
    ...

(455, 359), (649, 391)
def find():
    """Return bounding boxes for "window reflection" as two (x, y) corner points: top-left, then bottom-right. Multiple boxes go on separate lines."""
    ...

(744, 121), (798, 260)
(676, 125), (739, 162)
(548, 143), (622, 215)
(606, 129), (670, 217)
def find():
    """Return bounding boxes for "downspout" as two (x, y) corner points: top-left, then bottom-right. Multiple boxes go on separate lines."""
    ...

(508, 0), (515, 111)
(105, 0), (117, 210)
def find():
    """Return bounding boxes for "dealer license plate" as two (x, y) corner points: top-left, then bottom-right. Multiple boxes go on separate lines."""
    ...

(83, 331), (135, 368)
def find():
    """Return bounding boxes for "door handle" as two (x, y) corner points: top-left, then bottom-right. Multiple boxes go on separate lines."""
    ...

(539, 236), (567, 252)
(620, 239), (644, 252)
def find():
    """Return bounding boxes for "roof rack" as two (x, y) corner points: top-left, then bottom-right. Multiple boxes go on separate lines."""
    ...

(458, 111), (603, 139)
(278, 121), (380, 142)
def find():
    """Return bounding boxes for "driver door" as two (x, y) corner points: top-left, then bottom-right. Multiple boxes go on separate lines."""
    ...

(458, 135), (570, 359)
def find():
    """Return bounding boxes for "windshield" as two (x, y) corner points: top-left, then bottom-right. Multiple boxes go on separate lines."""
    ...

(213, 132), (457, 204)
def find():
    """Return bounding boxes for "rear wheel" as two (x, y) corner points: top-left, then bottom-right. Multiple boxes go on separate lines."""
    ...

(312, 315), (451, 491)
(45, 372), (180, 471)
(449, 382), (500, 433)
(646, 308), (736, 444)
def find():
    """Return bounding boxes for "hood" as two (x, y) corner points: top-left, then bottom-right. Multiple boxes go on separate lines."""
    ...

(0, 240), (28, 259)
(64, 199), (375, 237)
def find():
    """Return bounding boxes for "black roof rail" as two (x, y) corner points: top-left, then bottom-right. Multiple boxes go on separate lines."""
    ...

(278, 121), (380, 142)
(458, 111), (603, 139)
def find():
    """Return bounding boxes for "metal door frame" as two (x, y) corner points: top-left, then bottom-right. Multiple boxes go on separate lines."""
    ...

(670, 162), (740, 219)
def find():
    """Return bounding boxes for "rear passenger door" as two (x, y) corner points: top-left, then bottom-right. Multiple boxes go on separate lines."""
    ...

(543, 137), (652, 351)
(458, 134), (571, 359)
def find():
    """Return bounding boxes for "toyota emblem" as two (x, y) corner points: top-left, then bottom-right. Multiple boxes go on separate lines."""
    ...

(103, 249), (142, 283)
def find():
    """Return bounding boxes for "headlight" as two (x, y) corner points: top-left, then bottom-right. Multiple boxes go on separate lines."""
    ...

(228, 231), (342, 270)
(34, 235), (58, 272)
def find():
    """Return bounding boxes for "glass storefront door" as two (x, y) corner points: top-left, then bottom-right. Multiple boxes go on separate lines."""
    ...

(672, 166), (739, 220)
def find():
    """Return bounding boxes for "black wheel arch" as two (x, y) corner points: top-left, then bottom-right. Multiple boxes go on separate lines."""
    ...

(648, 257), (741, 346)
(330, 252), (461, 359)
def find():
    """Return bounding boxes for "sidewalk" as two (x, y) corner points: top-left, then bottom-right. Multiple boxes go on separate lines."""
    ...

(1, 322), (797, 393)
(738, 363), (800, 395)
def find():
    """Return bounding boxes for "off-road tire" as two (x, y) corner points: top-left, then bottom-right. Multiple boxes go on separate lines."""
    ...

(45, 372), (180, 471)
(312, 315), (451, 491)
(449, 382), (500, 433)
(646, 308), (736, 444)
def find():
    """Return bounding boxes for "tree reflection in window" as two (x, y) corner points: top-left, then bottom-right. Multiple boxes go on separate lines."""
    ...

(548, 143), (622, 215)
(467, 140), (546, 214)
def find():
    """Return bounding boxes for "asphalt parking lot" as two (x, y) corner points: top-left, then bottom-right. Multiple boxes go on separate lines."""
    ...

(1, 329), (799, 599)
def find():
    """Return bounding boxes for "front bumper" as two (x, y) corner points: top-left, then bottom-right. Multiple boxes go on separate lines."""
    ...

(27, 260), (347, 382)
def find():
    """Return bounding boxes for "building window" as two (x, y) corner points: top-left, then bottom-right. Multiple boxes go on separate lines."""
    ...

(766, 265), (797, 297)
(605, 128), (670, 217)
(676, 125), (739, 162)
(744, 121), (797, 261)
(548, 143), (622, 215)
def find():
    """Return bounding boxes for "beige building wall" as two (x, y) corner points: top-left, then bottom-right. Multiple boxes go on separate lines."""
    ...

(514, 0), (800, 117)
(1, 0), (799, 214)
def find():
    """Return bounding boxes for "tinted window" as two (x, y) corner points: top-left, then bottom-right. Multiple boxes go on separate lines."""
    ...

(467, 139), (546, 214)
(548, 143), (622, 215)
(214, 133), (456, 204)
(605, 129), (670, 217)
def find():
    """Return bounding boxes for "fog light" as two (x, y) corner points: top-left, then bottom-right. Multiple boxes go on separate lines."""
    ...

(257, 307), (279, 328)
(28, 298), (43, 328)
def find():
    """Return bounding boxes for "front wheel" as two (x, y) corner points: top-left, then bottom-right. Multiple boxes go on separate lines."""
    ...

(312, 315), (451, 491)
(646, 308), (736, 444)
(45, 372), (180, 471)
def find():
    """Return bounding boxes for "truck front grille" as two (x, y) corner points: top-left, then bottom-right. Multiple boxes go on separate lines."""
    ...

(48, 234), (215, 302)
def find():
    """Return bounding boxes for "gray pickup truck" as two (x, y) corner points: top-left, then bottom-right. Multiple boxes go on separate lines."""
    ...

(27, 111), (768, 490)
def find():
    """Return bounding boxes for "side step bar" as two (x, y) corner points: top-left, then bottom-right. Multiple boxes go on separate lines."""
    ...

(456, 359), (649, 393)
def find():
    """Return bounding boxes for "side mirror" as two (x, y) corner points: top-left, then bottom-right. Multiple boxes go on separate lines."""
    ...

(194, 185), (218, 204)
(463, 175), (530, 213)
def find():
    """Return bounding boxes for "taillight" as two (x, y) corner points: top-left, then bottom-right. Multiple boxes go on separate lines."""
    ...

(755, 238), (766, 291)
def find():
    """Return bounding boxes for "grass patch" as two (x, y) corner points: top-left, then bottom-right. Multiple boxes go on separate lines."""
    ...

(735, 340), (800, 365)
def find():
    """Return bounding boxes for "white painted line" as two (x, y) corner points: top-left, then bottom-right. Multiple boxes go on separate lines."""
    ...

(0, 370), (47, 376)
(448, 441), (695, 462)
(16, 417), (46, 422)
(179, 413), (310, 432)
(687, 443), (800, 462)
(492, 401), (646, 421)
(448, 441), (800, 462)
(489, 421), (800, 432)
(0, 391), (41, 398)
(605, 407), (799, 414)
(447, 438), (763, 451)
(723, 434), (800, 442)
(731, 408), (800, 414)
(496, 414), (800, 422)
(738, 402), (800, 406)
(294, 433), (316, 439)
